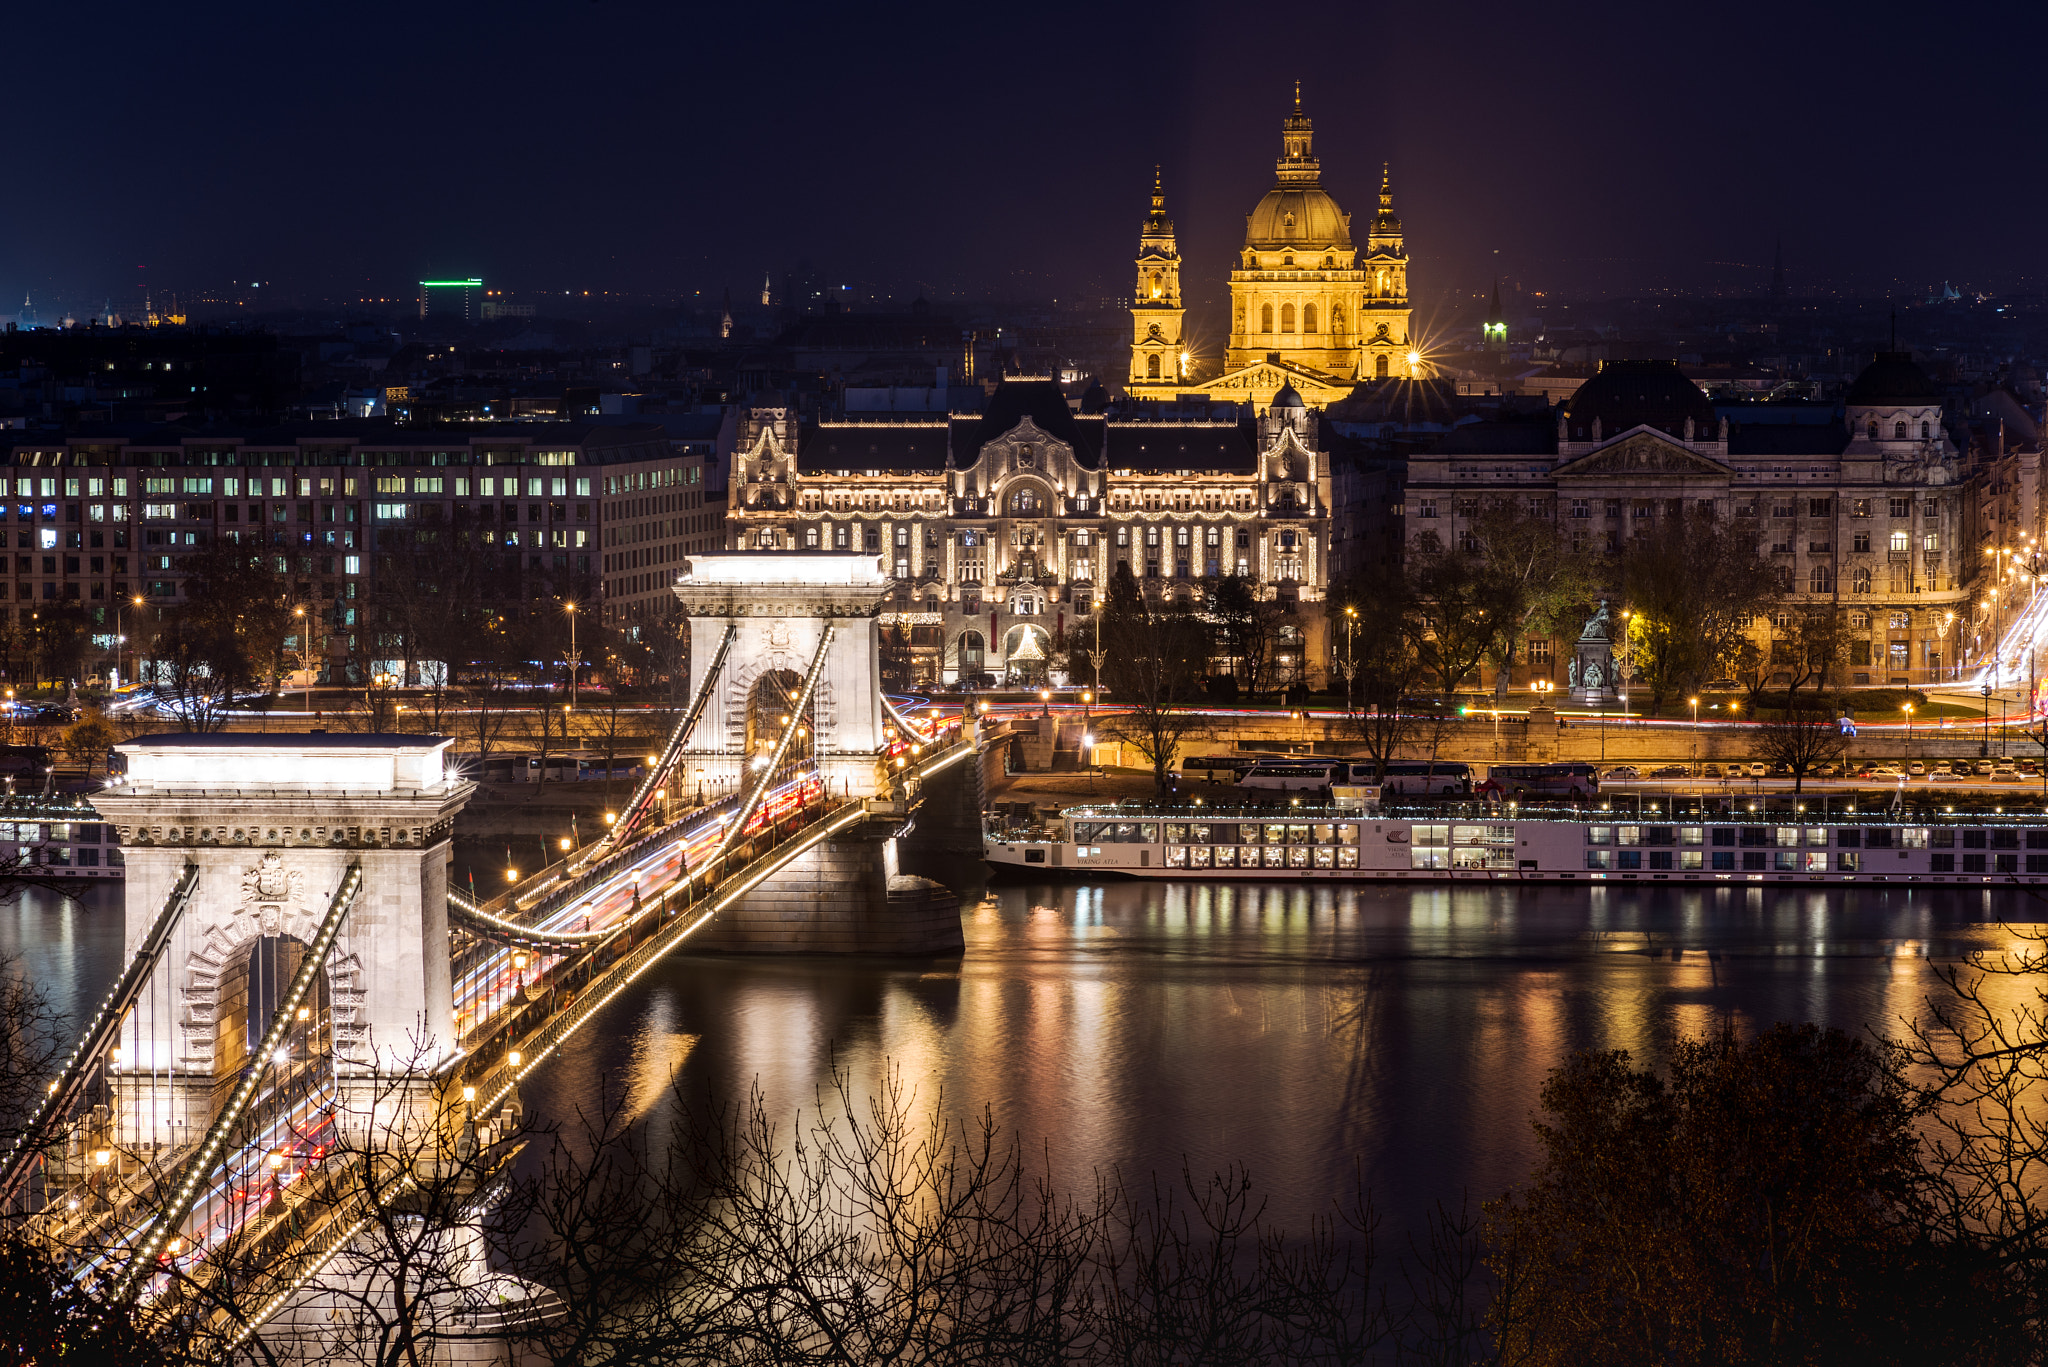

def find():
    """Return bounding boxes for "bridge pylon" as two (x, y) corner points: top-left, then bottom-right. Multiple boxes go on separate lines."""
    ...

(671, 552), (894, 802)
(92, 733), (475, 1148)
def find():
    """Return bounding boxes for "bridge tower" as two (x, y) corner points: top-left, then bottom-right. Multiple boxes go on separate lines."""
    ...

(671, 551), (963, 953)
(671, 551), (893, 800)
(92, 734), (473, 1147)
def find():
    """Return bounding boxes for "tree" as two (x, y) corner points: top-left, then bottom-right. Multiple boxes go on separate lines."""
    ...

(62, 708), (116, 776)
(1332, 568), (1428, 782)
(1781, 604), (1851, 700)
(1100, 567), (1209, 797)
(1752, 697), (1848, 793)
(1204, 574), (1285, 698)
(1409, 533), (1501, 697)
(1467, 500), (1598, 697)
(1619, 508), (1780, 712)
(1487, 1024), (2022, 1367)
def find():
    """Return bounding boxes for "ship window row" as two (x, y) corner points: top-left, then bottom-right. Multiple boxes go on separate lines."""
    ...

(1580, 825), (2038, 849)
(1165, 845), (1359, 870)
(1588, 850), (1863, 873)
(1079, 821), (1357, 846)
(1932, 854), (2045, 873)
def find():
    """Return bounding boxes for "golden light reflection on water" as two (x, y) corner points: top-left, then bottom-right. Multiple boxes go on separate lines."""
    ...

(540, 881), (2046, 1245)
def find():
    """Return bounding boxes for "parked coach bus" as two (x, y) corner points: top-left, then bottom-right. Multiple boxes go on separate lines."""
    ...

(1346, 761), (1473, 795)
(1480, 763), (1600, 800)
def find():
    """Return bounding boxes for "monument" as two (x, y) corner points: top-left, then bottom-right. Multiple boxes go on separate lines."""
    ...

(1569, 600), (1617, 706)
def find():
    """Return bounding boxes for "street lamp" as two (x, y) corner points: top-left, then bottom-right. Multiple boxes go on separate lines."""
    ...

(1689, 696), (1700, 769)
(1983, 682), (1994, 757)
(1903, 701), (1913, 750)
(1342, 605), (1359, 714)
(563, 601), (579, 704)
(293, 605), (313, 714)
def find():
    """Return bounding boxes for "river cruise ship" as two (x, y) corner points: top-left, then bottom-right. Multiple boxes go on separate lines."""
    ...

(984, 799), (2048, 887)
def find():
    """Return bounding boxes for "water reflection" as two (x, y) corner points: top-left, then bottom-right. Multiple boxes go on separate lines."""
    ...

(26, 873), (2038, 1251)
(532, 879), (2034, 1247)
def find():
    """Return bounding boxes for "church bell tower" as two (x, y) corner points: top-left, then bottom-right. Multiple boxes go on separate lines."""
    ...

(1127, 167), (1186, 398)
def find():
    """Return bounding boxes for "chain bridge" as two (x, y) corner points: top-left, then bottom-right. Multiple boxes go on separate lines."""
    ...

(0, 552), (978, 1358)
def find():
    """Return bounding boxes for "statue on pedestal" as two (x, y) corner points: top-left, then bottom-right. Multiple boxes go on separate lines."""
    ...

(1572, 599), (1616, 704)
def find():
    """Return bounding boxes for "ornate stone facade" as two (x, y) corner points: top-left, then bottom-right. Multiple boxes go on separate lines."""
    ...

(725, 376), (1332, 687)
(1126, 168), (1187, 399)
(1404, 356), (1975, 687)
(1143, 89), (1417, 411)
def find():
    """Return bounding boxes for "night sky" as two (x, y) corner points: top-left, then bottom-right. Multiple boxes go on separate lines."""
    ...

(9, 0), (2043, 318)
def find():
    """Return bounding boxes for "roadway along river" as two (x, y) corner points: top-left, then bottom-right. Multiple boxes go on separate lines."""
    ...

(7, 870), (2042, 1253)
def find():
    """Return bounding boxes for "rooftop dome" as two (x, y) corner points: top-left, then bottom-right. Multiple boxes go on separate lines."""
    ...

(1244, 93), (1351, 251)
(1270, 382), (1306, 411)
(1846, 350), (1940, 406)
(1564, 360), (1714, 441)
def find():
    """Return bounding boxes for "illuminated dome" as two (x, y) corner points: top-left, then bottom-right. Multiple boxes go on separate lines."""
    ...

(1243, 96), (1351, 251)
(1246, 186), (1352, 250)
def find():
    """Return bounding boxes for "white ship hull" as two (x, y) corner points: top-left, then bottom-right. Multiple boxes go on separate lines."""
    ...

(985, 807), (2048, 887)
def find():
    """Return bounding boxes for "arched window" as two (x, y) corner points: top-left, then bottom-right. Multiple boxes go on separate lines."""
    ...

(1810, 565), (1833, 594)
(1009, 489), (1039, 515)
(1852, 567), (1872, 593)
(1147, 354), (1160, 379)
(1921, 421), (1930, 438)
(1868, 420), (1879, 439)
(1375, 354), (1389, 379)
(1260, 304), (1273, 333)
(1894, 421), (1908, 439)
(1281, 304), (1295, 333)
(1303, 303), (1318, 333)
(803, 526), (819, 548)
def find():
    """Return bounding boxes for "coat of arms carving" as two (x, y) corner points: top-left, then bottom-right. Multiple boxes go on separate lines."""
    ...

(240, 850), (305, 936)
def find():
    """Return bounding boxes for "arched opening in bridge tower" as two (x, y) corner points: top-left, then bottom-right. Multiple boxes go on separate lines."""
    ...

(213, 935), (333, 1086)
(744, 668), (811, 789)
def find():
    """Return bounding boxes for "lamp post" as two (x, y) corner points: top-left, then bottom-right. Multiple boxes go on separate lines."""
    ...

(129, 594), (145, 686)
(1087, 612), (1105, 696)
(292, 605), (313, 714)
(1342, 605), (1358, 714)
(1689, 695), (1700, 769)
(1903, 701), (1913, 752)
(563, 601), (579, 705)
(1983, 682), (1993, 758)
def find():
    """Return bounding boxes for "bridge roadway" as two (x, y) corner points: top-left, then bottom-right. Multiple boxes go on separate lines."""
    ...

(0, 676), (972, 1347)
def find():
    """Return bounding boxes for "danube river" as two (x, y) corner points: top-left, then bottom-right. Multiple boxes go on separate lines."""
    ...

(7, 871), (2041, 1246)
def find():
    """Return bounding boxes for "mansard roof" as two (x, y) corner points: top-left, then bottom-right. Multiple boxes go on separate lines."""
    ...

(958, 376), (1102, 463)
(798, 421), (950, 472)
(1101, 422), (1258, 473)
(1563, 359), (1715, 441)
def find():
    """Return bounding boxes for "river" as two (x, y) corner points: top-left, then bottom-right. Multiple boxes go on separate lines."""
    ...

(6, 869), (2040, 1249)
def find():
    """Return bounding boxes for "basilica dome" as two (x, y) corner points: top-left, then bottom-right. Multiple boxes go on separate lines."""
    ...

(1245, 186), (1351, 250)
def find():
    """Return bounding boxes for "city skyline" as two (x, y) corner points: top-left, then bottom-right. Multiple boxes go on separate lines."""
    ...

(10, 0), (2048, 318)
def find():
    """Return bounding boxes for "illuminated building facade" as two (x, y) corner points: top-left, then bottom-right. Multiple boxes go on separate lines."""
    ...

(1125, 169), (1187, 399)
(1404, 356), (1980, 687)
(724, 376), (1332, 686)
(1147, 90), (1416, 411)
(0, 423), (717, 677)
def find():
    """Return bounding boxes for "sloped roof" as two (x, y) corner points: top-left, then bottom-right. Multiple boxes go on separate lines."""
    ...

(1103, 423), (1257, 473)
(799, 421), (950, 472)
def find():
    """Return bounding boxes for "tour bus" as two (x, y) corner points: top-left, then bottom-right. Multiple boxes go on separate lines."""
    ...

(1236, 764), (1343, 793)
(1183, 753), (1335, 783)
(1481, 763), (1601, 800)
(1344, 761), (1473, 795)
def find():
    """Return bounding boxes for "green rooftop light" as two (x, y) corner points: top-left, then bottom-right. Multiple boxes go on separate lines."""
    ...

(419, 279), (484, 287)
